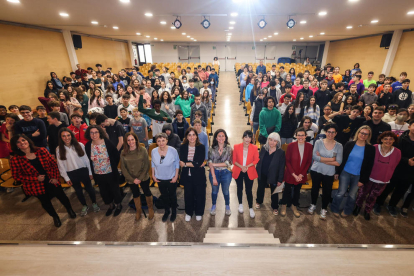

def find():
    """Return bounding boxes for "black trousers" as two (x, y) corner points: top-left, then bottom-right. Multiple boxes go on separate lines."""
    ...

(182, 175), (206, 216)
(235, 172), (254, 208)
(375, 178), (396, 206)
(94, 173), (122, 205)
(158, 179), (177, 209)
(256, 174), (268, 205)
(280, 182), (302, 207)
(129, 178), (152, 198)
(310, 170), (334, 209)
(36, 182), (72, 217)
(388, 178), (414, 208)
(67, 167), (96, 206)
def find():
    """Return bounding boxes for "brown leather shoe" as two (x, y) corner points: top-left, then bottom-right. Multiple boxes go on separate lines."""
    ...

(291, 205), (301, 218)
(280, 205), (287, 217)
(146, 196), (155, 220)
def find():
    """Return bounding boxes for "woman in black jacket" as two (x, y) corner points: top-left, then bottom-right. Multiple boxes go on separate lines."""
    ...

(44, 81), (58, 98)
(179, 127), (206, 222)
(255, 132), (285, 214)
(331, 125), (375, 217)
(279, 104), (298, 145)
(84, 125), (123, 217)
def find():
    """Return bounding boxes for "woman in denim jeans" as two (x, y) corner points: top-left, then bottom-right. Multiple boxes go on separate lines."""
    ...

(208, 129), (233, 216)
(331, 125), (375, 217)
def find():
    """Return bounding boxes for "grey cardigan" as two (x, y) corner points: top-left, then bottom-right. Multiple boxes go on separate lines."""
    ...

(310, 139), (343, 176)
(161, 102), (176, 118)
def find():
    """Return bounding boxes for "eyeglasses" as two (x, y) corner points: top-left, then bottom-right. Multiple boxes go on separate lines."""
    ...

(160, 155), (165, 164)
(359, 132), (370, 136)
(90, 131), (99, 135)
(326, 131), (336, 134)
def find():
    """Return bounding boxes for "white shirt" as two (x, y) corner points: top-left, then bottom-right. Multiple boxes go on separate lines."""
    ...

(389, 121), (409, 137)
(56, 143), (92, 182)
(242, 148), (248, 166)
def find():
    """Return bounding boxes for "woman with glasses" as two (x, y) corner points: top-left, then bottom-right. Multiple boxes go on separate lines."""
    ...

(85, 125), (123, 217)
(308, 123), (343, 220)
(353, 131), (400, 220)
(232, 130), (259, 218)
(151, 132), (180, 222)
(331, 125), (375, 217)
(179, 127), (206, 222)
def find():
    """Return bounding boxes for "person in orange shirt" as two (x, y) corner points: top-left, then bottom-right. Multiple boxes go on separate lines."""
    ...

(197, 66), (207, 81)
(375, 77), (393, 95)
(333, 66), (343, 83)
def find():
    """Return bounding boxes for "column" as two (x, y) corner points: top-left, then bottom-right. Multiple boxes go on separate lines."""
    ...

(321, 41), (330, 67)
(127, 40), (135, 67)
(381, 30), (403, 76)
(62, 30), (78, 71)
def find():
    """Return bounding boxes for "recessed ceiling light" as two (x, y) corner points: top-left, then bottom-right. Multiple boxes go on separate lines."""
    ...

(120, 0), (130, 3)
(230, 12), (238, 17)
(300, 21), (306, 24)
(293, 39), (296, 41)
(160, 21), (166, 24)
(171, 26), (176, 29)
(274, 32), (278, 35)
(146, 35), (150, 38)
(228, 33), (232, 35)
(346, 26), (353, 29)
(264, 38), (267, 40)
(7, 0), (20, 3)
(229, 27), (234, 29)
(309, 35), (313, 38)
(113, 26), (118, 29)
(408, 11), (414, 15)
(154, 38), (158, 40)
(145, 13), (153, 17)
(224, 29), (229, 32)
(260, 39), (263, 41)
(194, 40), (197, 41)
(300, 37), (304, 40)
(161, 39), (164, 41)
(319, 11), (327, 16)
(136, 33), (141, 35)
(348, 0), (359, 2)
(268, 35), (272, 37)
(320, 32), (325, 35)
(371, 20), (379, 23)
(191, 38), (194, 40)
(59, 12), (69, 17)
(182, 33), (186, 35)
(229, 21), (236, 24)
(187, 36), (190, 38)
(91, 21), (98, 25)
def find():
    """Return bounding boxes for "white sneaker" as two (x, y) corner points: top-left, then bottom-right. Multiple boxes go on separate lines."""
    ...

(249, 208), (255, 218)
(238, 204), (244, 214)
(320, 209), (327, 220)
(225, 205), (231, 216)
(196, 216), (202, 221)
(185, 214), (191, 222)
(308, 204), (316, 215)
(210, 205), (216, 216)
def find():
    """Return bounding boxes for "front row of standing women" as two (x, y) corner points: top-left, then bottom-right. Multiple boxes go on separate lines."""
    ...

(9, 121), (408, 227)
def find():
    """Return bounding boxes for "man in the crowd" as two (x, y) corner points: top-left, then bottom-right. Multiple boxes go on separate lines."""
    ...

(256, 60), (266, 75)
(68, 114), (88, 145)
(378, 84), (393, 110)
(190, 95), (208, 126)
(315, 80), (332, 109)
(119, 69), (131, 86)
(162, 123), (181, 151)
(332, 105), (365, 145)
(95, 64), (105, 76)
(360, 84), (378, 106)
(362, 107), (391, 144)
(298, 79), (313, 100)
(376, 77), (393, 95)
(391, 72), (408, 91)
(75, 64), (87, 77)
(14, 105), (47, 148)
(208, 68), (219, 88)
(95, 114), (125, 152)
(47, 111), (67, 156)
(393, 79), (412, 109)
(279, 66), (287, 80)
(363, 71), (377, 91)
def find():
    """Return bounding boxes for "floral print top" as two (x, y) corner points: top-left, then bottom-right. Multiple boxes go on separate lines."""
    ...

(208, 144), (233, 171)
(91, 143), (112, 175)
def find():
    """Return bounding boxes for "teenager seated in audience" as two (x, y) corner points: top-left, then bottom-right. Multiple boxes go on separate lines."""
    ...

(388, 108), (409, 137)
(382, 104), (398, 123)
(360, 84), (378, 106)
(331, 105), (364, 146)
(47, 111), (68, 156)
(279, 84), (295, 103)
(315, 80), (332, 110)
(377, 84), (393, 110)
(391, 71), (408, 91)
(304, 96), (320, 124)
(362, 107), (391, 145)
(294, 116), (318, 145)
(0, 113), (19, 158)
(118, 108), (131, 132)
(277, 94), (291, 115)
(328, 92), (344, 112)
(172, 109), (189, 141)
(258, 96), (282, 144)
(95, 114), (125, 152)
(249, 80), (262, 106)
(376, 77), (393, 95)
(407, 104), (414, 122)
(393, 79), (412, 109)
(190, 95), (208, 126)
(35, 106), (48, 128)
(174, 91), (194, 119)
(47, 101), (69, 125)
(14, 105), (47, 148)
(44, 80), (58, 98)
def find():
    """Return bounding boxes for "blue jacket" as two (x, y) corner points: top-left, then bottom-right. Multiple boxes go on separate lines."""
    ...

(172, 118), (189, 135)
(256, 65), (266, 75)
(245, 83), (254, 103)
(208, 73), (219, 87)
(198, 131), (209, 160)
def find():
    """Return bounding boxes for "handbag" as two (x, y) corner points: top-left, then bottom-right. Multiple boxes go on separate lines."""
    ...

(258, 126), (276, 144)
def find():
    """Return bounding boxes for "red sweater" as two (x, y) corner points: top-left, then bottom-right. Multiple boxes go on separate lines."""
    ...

(283, 141), (313, 185)
(369, 145), (401, 183)
(68, 123), (89, 145)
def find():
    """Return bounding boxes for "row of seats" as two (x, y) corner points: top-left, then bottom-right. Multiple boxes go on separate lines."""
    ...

(235, 62), (316, 75)
(140, 63), (219, 78)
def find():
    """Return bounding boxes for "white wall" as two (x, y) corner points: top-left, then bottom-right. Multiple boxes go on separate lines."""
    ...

(151, 41), (323, 65)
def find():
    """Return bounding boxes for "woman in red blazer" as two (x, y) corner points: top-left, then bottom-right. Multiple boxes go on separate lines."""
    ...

(232, 130), (260, 218)
(280, 127), (313, 218)
(10, 134), (75, 228)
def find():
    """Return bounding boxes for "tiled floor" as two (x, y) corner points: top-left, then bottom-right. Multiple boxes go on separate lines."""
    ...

(1, 71), (414, 244)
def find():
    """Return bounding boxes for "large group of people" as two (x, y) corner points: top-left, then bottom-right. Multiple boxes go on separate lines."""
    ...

(1, 61), (414, 229)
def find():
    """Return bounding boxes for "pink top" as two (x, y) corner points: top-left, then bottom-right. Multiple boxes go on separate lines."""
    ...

(261, 82), (269, 88)
(134, 92), (151, 107)
(291, 85), (303, 97)
(88, 98), (105, 111)
(309, 86), (318, 94)
(369, 144), (401, 184)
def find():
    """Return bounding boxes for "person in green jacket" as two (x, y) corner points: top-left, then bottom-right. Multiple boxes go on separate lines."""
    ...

(193, 75), (203, 91)
(174, 91), (194, 118)
(259, 96), (282, 142)
(138, 94), (172, 123)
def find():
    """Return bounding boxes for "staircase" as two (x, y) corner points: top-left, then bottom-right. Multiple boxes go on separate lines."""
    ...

(203, 228), (280, 244)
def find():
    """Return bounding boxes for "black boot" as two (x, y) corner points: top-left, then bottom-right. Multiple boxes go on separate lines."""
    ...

(353, 206), (361, 217)
(364, 211), (371, 221)
(67, 207), (76, 219)
(113, 204), (123, 217)
(162, 208), (170, 222)
(53, 216), (62, 227)
(106, 204), (115, 216)
(170, 208), (177, 222)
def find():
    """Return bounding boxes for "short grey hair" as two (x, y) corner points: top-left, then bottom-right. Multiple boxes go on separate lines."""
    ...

(154, 133), (168, 142)
(264, 132), (281, 151)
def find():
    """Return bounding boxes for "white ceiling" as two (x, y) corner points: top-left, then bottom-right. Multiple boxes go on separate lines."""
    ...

(1, 0), (414, 43)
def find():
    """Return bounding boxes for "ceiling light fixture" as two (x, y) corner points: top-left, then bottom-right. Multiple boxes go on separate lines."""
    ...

(113, 26), (118, 29)
(229, 21), (236, 24)
(201, 17), (211, 29)
(229, 27), (234, 29)
(171, 26), (176, 29)
(258, 18), (267, 29)
(319, 11), (327, 16)
(320, 32), (325, 35)
(146, 35), (150, 38)
(309, 35), (313, 38)
(7, 0), (20, 3)
(182, 33), (186, 35)
(160, 21), (166, 24)
(300, 37), (304, 40)
(300, 20), (306, 24)
(91, 21), (98, 25)
(264, 38), (267, 40)
(293, 39), (296, 41)
(136, 33), (141, 35)
(268, 35), (272, 37)
(274, 32), (278, 35)
(120, 0), (130, 3)
(154, 38), (158, 40)
(371, 20), (379, 23)
(161, 39), (164, 41)
(408, 11), (414, 15)
(224, 29), (229, 32)
(346, 26), (353, 29)
(260, 39), (263, 41)
(145, 13), (153, 17)
(59, 12), (69, 17)
(230, 12), (238, 17)
(194, 39), (197, 41)
(228, 33), (232, 35)
(348, 0), (359, 2)
(187, 36), (191, 38)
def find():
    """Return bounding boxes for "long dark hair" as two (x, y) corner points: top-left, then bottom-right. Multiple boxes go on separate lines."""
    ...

(122, 132), (142, 156)
(182, 127), (201, 146)
(57, 128), (85, 160)
(89, 88), (102, 106)
(306, 96), (316, 112)
(160, 91), (172, 104)
(282, 104), (297, 123)
(299, 116), (312, 129)
(10, 134), (39, 156)
(212, 129), (230, 148)
(293, 92), (305, 109)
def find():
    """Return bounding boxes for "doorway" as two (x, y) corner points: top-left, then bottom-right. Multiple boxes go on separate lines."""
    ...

(178, 46), (200, 64)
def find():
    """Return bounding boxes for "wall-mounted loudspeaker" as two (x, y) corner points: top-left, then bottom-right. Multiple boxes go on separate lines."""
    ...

(72, 35), (82, 49)
(380, 33), (393, 49)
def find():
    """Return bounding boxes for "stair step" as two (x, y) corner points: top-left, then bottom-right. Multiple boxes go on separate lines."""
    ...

(205, 233), (275, 239)
(206, 229), (269, 234)
(203, 237), (280, 244)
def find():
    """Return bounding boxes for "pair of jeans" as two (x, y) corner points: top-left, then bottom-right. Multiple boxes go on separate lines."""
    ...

(331, 170), (360, 215)
(94, 173), (122, 205)
(280, 182), (302, 207)
(36, 182), (72, 217)
(252, 122), (259, 137)
(281, 138), (293, 145)
(356, 181), (387, 213)
(67, 167), (96, 206)
(310, 170), (334, 210)
(235, 172), (254, 208)
(158, 179), (177, 209)
(129, 178), (152, 198)
(240, 85), (246, 102)
(209, 169), (232, 205)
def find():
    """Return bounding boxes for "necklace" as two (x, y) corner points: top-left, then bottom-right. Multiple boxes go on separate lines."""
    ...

(380, 145), (391, 156)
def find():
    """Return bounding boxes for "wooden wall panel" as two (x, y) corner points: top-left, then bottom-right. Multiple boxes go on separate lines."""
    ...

(75, 36), (131, 73)
(389, 31), (414, 78)
(327, 35), (388, 76)
(0, 24), (72, 108)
